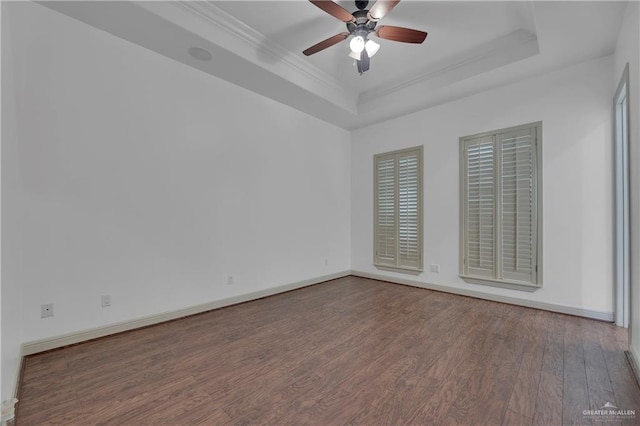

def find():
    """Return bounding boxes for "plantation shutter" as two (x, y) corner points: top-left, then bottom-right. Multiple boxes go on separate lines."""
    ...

(464, 136), (495, 279)
(375, 154), (397, 266)
(398, 151), (421, 269)
(374, 147), (423, 271)
(499, 128), (537, 283)
(461, 122), (541, 289)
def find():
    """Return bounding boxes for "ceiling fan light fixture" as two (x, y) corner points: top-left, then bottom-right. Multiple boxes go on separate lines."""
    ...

(365, 39), (380, 57)
(349, 35), (365, 54)
(348, 50), (361, 60)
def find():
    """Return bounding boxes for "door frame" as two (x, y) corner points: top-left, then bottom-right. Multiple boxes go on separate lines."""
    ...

(614, 63), (630, 328)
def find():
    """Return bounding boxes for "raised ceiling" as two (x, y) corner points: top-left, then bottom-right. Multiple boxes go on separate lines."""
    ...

(42, 1), (627, 129)
(213, 1), (535, 92)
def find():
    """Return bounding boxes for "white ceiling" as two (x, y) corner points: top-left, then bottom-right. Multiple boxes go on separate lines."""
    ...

(42, 1), (628, 129)
(213, 1), (534, 93)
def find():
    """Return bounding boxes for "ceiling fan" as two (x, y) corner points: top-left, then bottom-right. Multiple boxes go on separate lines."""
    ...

(303, 0), (428, 75)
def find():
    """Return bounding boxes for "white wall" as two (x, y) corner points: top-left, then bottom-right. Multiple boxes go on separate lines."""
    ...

(6, 1), (351, 349)
(613, 1), (640, 360)
(352, 55), (614, 316)
(1, 2), (24, 402)
(2, 0), (633, 403)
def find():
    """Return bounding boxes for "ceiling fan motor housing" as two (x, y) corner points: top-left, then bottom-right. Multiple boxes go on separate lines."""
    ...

(347, 9), (377, 36)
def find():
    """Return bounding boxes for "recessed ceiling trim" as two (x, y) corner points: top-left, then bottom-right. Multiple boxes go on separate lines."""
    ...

(170, 1), (356, 105)
(358, 30), (539, 106)
(37, 0), (625, 132)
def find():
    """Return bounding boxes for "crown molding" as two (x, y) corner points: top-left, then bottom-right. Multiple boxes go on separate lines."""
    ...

(358, 29), (539, 106)
(171, 1), (356, 104)
(39, 0), (548, 128)
(357, 0), (538, 107)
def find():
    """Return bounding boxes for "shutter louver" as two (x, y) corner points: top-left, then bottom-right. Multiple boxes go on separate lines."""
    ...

(375, 156), (397, 266)
(500, 130), (536, 283)
(398, 152), (420, 269)
(465, 137), (495, 278)
(374, 147), (423, 271)
(460, 122), (540, 288)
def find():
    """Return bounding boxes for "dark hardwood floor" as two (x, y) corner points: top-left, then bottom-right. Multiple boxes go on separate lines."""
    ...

(16, 276), (640, 425)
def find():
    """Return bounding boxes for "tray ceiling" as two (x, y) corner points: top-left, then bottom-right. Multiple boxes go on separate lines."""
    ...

(41, 1), (627, 129)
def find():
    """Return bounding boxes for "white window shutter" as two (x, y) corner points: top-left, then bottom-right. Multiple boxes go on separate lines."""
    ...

(460, 122), (541, 289)
(464, 136), (495, 279)
(398, 151), (421, 269)
(499, 129), (537, 283)
(374, 147), (423, 272)
(375, 154), (397, 266)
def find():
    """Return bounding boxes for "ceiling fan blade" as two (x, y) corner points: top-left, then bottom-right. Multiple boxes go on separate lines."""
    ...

(309, 1), (355, 23)
(375, 25), (427, 44)
(303, 32), (350, 56)
(368, 0), (401, 21)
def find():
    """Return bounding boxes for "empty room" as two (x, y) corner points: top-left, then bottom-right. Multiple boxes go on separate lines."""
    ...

(2, 0), (640, 424)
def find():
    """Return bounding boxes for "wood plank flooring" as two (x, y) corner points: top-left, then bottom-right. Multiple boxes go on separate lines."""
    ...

(16, 277), (640, 425)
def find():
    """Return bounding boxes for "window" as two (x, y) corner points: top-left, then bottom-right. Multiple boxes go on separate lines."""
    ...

(460, 122), (542, 290)
(374, 146), (423, 273)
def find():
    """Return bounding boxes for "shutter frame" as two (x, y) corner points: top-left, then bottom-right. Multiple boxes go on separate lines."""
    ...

(460, 122), (542, 290)
(374, 146), (423, 272)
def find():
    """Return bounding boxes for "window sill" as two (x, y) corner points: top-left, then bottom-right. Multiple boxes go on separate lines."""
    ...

(374, 264), (423, 275)
(460, 275), (541, 292)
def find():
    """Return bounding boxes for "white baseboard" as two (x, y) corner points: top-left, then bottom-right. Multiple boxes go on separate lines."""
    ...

(17, 268), (615, 357)
(21, 270), (351, 356)
(11, 356), (23, 401)
(351, 270), (614, 322)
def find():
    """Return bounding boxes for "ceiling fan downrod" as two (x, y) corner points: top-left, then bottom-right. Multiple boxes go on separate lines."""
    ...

(355, 0), (369, 10)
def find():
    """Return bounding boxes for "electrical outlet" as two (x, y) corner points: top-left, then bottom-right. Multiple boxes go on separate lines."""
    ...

(102, 295), (111, 308)
(430, 264), (440, 273)
(227, 275), (234, 285)
(41, 304), (54, 318)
